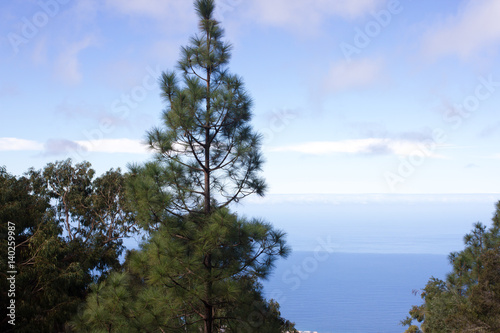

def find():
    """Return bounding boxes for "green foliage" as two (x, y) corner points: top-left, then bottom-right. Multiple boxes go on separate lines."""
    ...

(144, 0), (265, 216)
(73, 209), (294, 332)
(76, 1), (294, 332)
(28, 160), (138, 280)
(0, 161), (137, 332)
(402, 201), (500, 332)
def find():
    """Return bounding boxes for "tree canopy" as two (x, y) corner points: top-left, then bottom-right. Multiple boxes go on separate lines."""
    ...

(141, 0), (265, 219)
(73, 1), (295, 332)
(402, 201), (500, 333)
(0, 160), (136, 332)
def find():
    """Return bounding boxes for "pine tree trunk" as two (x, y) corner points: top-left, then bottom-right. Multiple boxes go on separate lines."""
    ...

(204, 126), (211, 215)
(204, 54), (214, 332)
(204, 130), (214, 333)
(204, 298), (213, 333)
(204, 134), (214, 332)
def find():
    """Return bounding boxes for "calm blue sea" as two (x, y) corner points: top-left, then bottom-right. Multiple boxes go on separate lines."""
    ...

(262, 252), (449, 333)
(122, 194), (499, 332)
(233, 194), (500, 333)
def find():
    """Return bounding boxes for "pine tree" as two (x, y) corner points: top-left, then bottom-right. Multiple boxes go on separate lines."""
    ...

(142, 0), (265, 219)
(74, 1), (295, 332)
(72, 211), (295, 332)
(132, 1), (269, 330)
(402, 201), (500, 332)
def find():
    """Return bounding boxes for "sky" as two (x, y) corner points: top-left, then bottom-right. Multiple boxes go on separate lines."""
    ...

(2, 0), (500, 195)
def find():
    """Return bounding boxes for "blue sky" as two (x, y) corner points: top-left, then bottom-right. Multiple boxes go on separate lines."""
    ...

(2, 0), (500, 195)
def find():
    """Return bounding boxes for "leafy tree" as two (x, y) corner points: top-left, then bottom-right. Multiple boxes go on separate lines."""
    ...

(402, 201), (500, 332)
(73, 210), (295, 332)
(36, 160), (138, 280)
(0, 161), (136, 332)
(0, 166), (58, 332)
(75, 1), (294, 332)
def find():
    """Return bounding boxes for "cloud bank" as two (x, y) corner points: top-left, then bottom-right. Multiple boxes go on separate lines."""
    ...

(422, 0), (500, 60)
(0, 138), (149, 155)
(323, 58), (383, 92)
(269, 138), (446, 158)
(0, 138), (43, 151)
(247, 0), (385, 34)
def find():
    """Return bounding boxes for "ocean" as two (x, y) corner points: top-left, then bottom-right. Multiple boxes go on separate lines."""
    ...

(262, 252), (449, 333)
(121, 193), (499, 332)
(234, 194), (500, 333)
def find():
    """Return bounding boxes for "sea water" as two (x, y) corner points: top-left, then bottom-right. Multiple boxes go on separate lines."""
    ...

(234, 194), (499, 333)
(262, 252), (449, 333)
(122, 194), (499, 332)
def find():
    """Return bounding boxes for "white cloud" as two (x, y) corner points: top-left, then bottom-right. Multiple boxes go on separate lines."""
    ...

(105, 0), (195, 30)
(106, 0), (188, 17)
(0, 138), (150, 154)
(465, 163), (480, 169)
(148, 39), (186, 66)
(269, 138), (446, 158)
(72, 0), (100, 25)
(43, 139), (86, 156)
(323, 58), (383, 92)
(0, 84), (20, 97)
(0, 138), (43, 151)
(422, 0), (500, 60)
(55, 36), (97, 84)
(32, 36), (48, 65)
(248, 0), (385, 34)
(76, 139), (149, 154)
